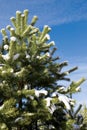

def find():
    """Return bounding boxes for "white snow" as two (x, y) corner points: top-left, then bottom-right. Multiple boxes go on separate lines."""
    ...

(51, 92), (58, 97)
(10, 36), (17, 42)
(10, 27), (15, 31)
(2, 53), (10, 60)
(44, 25), (51, 31)
(76, 86), (81, 92)
(45, 34), (50, 40)
(49, 104), (56, 114)
(6, 25), (11, 29)
(0, 66), (2, 69)
(29, 95), (34, 100)
(4, 44), (9, 50)
(2, 71), (6, 74)
(45, 97), (56, 114)
(1, 28), (5, 33)
(24, 84), (28, 90)
(10, 17), (15, 20)
(16, 10), (21, 14)
(49, 125), (55, 129)
(46, 52), (50, 57)
(26, 54), (30, 59)
(10, 68), (14, 73)
(58, 94), (71, 110)
(21, 14), (25, 17)
(45, 97), (52, 107)
(35, 89), (48, 97)
(58, 87), (67, 93)
(0, 104), (4, 110)
(36, 56), (41, 59)
(50, 41), (55, 46)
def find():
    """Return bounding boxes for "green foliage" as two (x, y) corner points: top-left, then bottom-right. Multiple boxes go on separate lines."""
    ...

(78, 105), (87, 130)
(0, 9), (85, 130)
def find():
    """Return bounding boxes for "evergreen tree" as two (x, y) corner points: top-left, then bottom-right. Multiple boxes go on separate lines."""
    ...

(0, 9), (85, 130)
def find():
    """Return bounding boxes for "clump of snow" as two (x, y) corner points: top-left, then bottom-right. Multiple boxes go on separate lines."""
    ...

(10, 28), (15, 31)
(10, 36), (17, 42)
(35, 89), (48, 97)
(26, 54), (30, 59)
(45, 97), (57, 114)
(6, 25), (11, 29)
(4, 44), (9, 50)
(58, 94), (71, 110)
(45, 97), (52, 107)
(36, 56), (41, 59)
(49, 104), (56, 114)
(45, 34), (50, 40)
(2, 53), (10, 60)
(46, 52), (50, 57)
(44, 25), (51, 31)
(58, 87), (67, 92)
(50, 41), (55, 46)
(16, 10), (21, 14)
(0, 104), (4, 110)
(28, 95), (34, 100)
(10, 17), (15, 21)
(1, 28), (5, 33)
(76, 86), (81, 92)
(51, 91), (75, 110)
(24, 84), (28, 90)
(21, 14), (25, 17)
(49, 125), (55, 129)
(51, 92), (58, 97)
(10, 68), (14, 73)
(25, 52), (30, 59)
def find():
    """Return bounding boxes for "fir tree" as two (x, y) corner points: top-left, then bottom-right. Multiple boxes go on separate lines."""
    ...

(0, 9), (85, 130)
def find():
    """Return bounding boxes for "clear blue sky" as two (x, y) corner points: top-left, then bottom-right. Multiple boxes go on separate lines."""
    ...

(0, 0), (87, 105)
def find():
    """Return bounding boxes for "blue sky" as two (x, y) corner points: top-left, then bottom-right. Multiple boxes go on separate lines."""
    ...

(0, 0), (87, 105)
